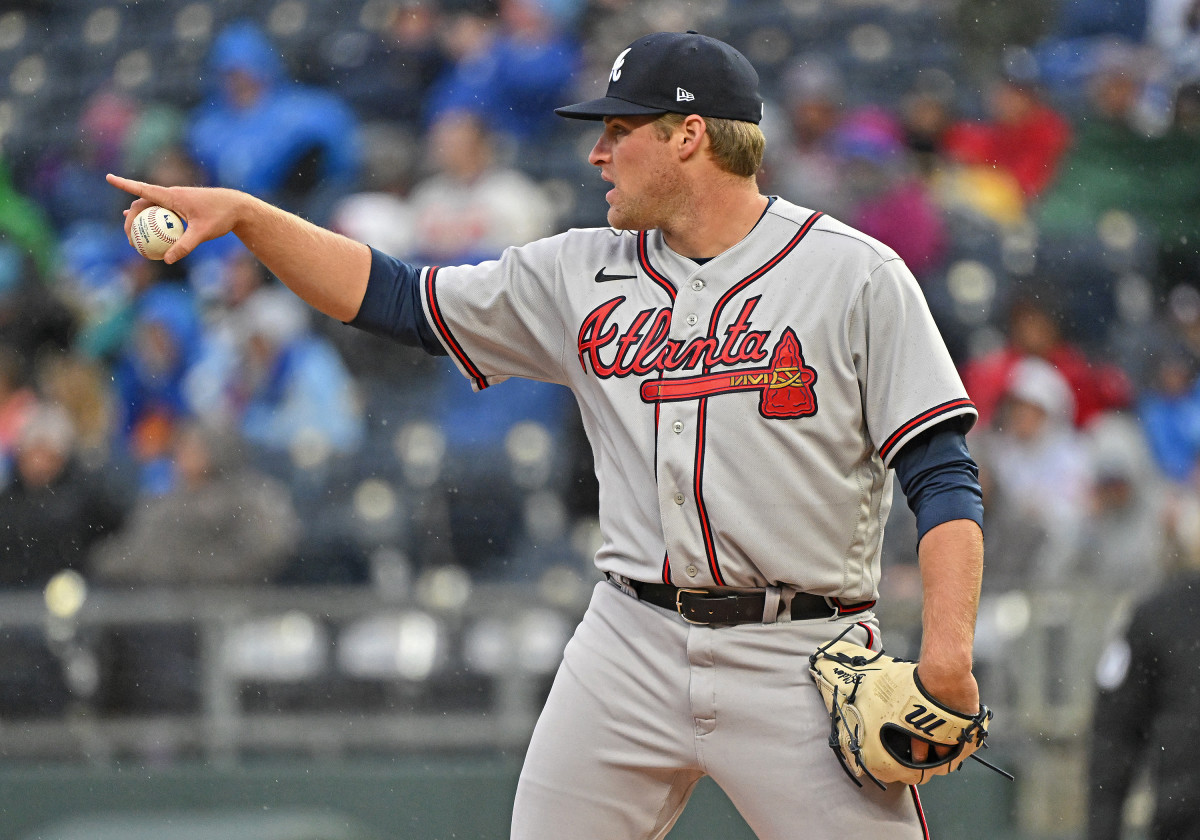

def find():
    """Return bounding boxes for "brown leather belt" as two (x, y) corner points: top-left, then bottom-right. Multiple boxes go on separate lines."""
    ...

(627, 581), (874, 625)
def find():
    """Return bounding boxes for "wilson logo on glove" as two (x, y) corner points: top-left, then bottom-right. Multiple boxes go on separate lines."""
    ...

(903, 706), (947, 735)
(808, 628), (1014, 790)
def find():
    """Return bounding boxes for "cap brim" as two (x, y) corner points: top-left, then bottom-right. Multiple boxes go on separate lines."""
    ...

(554, 96), (668, 120)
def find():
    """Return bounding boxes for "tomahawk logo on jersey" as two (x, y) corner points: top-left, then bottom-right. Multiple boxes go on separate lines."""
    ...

(575, 295), (818, 419)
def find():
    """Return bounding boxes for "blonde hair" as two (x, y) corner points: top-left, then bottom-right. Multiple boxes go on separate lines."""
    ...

(652, 113), (765, 178)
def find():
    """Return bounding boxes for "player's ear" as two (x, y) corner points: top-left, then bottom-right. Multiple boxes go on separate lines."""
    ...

(677, 115), (708, 161)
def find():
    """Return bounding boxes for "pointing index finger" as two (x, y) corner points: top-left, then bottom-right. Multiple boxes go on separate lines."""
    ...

(106, 173), (171, 205)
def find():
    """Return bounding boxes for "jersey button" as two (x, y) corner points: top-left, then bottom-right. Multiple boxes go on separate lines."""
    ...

(685, 314), (698, 326)
(672, 420), (684, 434)
(673, 492), (685, 505)
(685, 565), (699, 577)
(691, 279), (705, 291)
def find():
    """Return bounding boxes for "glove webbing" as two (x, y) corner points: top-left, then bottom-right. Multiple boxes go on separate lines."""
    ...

(826, 680), (887, 790)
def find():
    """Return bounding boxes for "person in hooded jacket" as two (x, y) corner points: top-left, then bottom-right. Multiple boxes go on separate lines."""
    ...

(109, 283), (203, 494)
(188, 20), (362, 224)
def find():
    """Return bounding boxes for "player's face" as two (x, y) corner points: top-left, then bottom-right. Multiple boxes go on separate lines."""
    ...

(589, 115), (687, 231)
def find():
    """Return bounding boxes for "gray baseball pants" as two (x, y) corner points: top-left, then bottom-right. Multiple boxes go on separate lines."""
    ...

(511, 579), (929, 839)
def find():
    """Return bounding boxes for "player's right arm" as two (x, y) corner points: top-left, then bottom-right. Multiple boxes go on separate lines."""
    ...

(106, 175), (371, 323)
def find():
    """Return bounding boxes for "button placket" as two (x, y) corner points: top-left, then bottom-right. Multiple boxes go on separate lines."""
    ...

(656, 265), (714, 584)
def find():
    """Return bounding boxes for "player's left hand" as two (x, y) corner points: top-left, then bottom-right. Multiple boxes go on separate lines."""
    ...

(910, 664), (979, 764)
(809, 635), (1006, 788)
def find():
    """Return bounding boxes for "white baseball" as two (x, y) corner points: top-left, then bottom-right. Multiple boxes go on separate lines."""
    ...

(130, 205), (184, 261)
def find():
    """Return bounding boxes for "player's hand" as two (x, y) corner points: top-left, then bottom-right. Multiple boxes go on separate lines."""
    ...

(106, 174), (246, 264)
(910, 664), (979, 764)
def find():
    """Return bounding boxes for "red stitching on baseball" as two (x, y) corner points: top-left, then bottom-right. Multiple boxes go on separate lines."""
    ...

(134, 216), (151, 257)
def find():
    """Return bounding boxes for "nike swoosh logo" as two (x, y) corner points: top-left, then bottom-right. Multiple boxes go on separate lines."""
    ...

(595, 268), (637, 283)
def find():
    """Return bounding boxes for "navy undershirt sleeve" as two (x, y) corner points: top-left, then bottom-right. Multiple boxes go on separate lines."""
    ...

(347, 247), (447, 356)
(891, 418), (984, 542)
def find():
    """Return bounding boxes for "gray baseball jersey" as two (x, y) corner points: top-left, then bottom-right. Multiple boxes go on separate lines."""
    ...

(420, 198), (975, 597)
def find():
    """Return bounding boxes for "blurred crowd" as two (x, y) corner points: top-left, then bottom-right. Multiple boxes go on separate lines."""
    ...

(3, 0), (1200, 725)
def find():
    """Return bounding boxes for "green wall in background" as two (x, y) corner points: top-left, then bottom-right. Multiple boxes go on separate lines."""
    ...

(0, 757), (1014, 840)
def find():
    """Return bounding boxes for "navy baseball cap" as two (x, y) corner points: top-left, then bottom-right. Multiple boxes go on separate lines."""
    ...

(555, 31), (764, 124)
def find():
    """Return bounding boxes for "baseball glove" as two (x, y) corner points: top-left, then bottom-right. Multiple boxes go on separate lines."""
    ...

(808, 630), (1011, 789)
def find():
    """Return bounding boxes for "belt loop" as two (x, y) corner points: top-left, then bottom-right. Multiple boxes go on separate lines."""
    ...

(762, 585), (782, 623)
(605, 572), (637, 599)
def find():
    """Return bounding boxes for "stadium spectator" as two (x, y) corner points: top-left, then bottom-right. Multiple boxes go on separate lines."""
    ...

(833, 106), (949, 279)
(1137, 347), (1200, 483)
(762, 55), (848, 218)
(34, 351), (116, 463)
(31, 89), (140, 231)
(897, 70), (1032, 231)
(0, 404), (126, 589)
(972, 449), (1052, 594)
(899, 71), (957, 178)
(188, 20), (362, 224)
(1037, 41), (1200, 288)
(329, 123), (421, 260)
(1035, 0), (1150, 100)
(1146, 1), (1200, 111)
(109, 283), (203, 494)
(942, 49), (1072, 200)
(961, 294), (1133, 429)
(425, 0), (579, 144)
(90, 421), (299, 586)
(204, 287), (364, 461)
(972, 357), (1095, 583)
(1148, 0), (1200, 51)
(407, 108), (557, 264)
(1075, 413), (1169, 596)
(0, 241), (76, 363)
(324, 0), (451, 127)
(120, 104), (189, 183)
(73, 246), (185, 364)
(182, 245), (277, 431)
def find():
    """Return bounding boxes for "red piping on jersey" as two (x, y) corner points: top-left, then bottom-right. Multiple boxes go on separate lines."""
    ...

(637, 231), (677, 301)
(692, 211), (824, 586)
(910, 787), (930, 839)
(855, 621), (876, 651)
(693, 397), (721, 583)
(641, 229), (675, 579)
(706, 211), (824, 332)
(424, 266), (489, 391)
(878, 398), (976, 461)
(836, 598), (877, 616)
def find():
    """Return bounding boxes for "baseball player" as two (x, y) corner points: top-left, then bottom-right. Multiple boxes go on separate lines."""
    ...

(109, 31), (985, 840)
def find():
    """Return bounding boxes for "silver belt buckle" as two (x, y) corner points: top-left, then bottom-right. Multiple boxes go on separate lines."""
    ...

(675, 588), (710, 624)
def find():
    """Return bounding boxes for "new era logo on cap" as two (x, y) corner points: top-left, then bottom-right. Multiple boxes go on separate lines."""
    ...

(555, 31), (763, 124)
